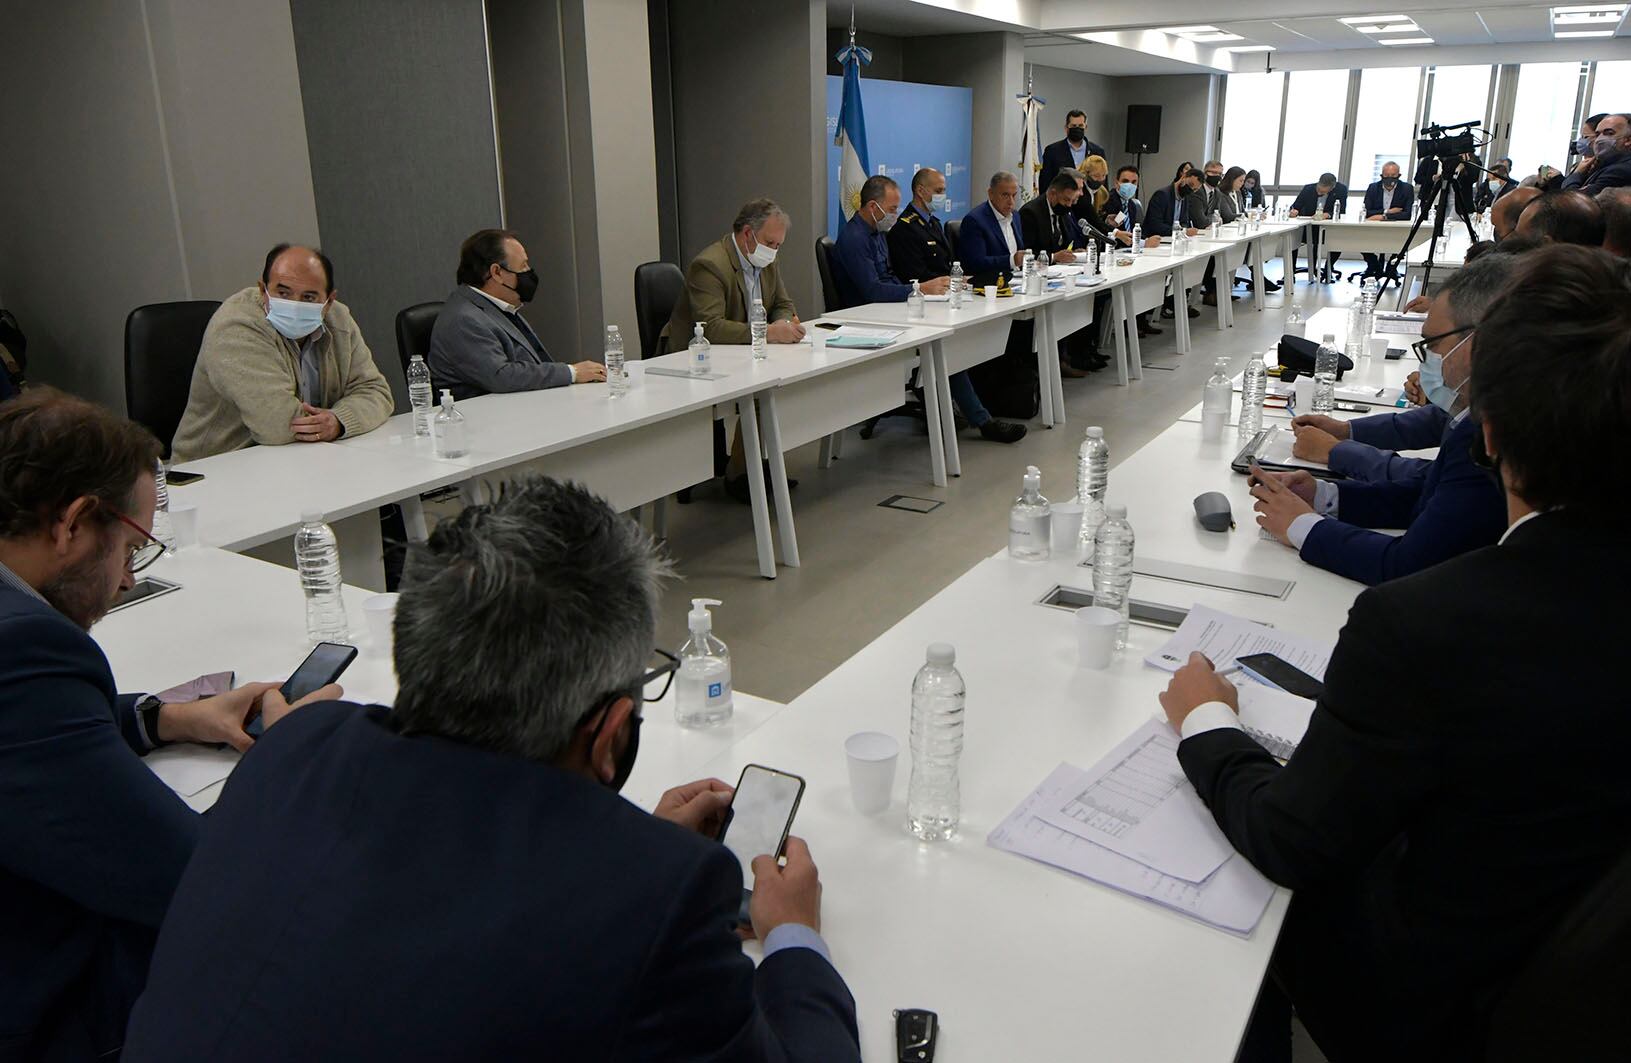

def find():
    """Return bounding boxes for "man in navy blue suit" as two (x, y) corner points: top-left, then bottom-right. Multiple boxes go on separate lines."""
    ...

(1039, 108), (1107, 195)
(1290, 172), (1351, 282)
(1360, 162), (1416, 278)
(0, 389), (337, 1062)
(124, 477), (863, 1062)
(1248, 254), (1514, 585)
(956, 170), (1029, 284)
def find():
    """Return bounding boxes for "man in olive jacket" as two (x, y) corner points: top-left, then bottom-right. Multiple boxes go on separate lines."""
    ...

(171, 245), (395, 463)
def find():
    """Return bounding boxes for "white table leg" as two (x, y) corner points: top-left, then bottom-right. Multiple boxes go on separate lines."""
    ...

(1122, 286), (1145, 380)
(651, 496), (668, 540)
(1047, 307), (1067, 426)
(1251, 237), (1266, 311)
(399, 495), (429, 543)
(932, 339), (961, 478)
(818, 434), (836, 468)
(832, 429), (844, 460)
(737, 395), (777, 579)
(1032, 309), (1055, 428)
(1214, 253), (1230, 331)
(459, 479), (483, 507)
(918, 346), (948, 487)
(1174, 279), (1193, 354)
(758, 391), (799, 569)
(1110, 286), (1130, 386)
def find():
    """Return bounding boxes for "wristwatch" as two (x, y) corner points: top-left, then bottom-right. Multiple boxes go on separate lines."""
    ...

(894, 1008), (938, 1062)
(136, 695), (168, 749)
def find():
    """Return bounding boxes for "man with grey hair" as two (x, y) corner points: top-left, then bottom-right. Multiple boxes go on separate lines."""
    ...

(122, 477), (862, 1061)
(1254, 253), (1514, 585)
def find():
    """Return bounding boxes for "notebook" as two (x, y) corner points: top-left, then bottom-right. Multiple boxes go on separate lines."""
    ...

(1236, 682), (1317, 761)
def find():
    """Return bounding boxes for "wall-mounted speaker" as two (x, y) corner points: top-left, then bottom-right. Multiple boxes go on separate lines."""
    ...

(1125, 105), (1162, 155)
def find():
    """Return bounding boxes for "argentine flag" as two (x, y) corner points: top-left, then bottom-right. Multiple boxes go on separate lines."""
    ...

(834, 40), (872, 220)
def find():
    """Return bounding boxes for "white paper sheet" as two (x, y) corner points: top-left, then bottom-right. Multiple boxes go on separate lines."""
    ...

(989, 763), (1276, 936)
(1253, 426), (1328, 471)
(1236, 682), (1317, 760)
(829, 324), (906, 340)
(1373, 312), (1426, 336)
(1145, 604), (1335, 679)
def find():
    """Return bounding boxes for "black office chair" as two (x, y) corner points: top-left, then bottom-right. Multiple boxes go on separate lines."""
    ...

(124, 300), (221, 459)
(813, 238), (932, 440)
(945, 219), (962, 261)
(633, 261), (685, 359)
(394, 302), (442, 379)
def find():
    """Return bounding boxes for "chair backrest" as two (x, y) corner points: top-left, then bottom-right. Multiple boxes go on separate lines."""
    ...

(945, 219), (962, 261)
(394, 302), (443, 379)
(814, 236), (848, 313)
(633, 261), (685, 359)
(123, 300), (221, 459)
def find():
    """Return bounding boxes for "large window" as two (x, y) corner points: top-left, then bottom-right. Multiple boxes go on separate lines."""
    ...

(1507, 63), (1586, 181)
(1279, 70), (1351, 188)
(1426, 65), (1493, 131)
(1590, 60), (1631, 118)
(1219, 72), (1285, 182)
(1348, 67), (1419, 203)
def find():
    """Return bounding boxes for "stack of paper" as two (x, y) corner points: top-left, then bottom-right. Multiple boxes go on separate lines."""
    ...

(825, 324), (906, 349)
(1145, 604), (1334, 677)
(989, 720), (1277, 935)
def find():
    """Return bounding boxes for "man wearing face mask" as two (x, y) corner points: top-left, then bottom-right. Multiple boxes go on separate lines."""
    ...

(886, 168), (958, 288)
(1039, 109), (1107, 198)
(123, 477), (862, 1062)
(430, 229), (606, 401)
(1563, 112), (1631, 197)
(1147, 163), (1204, 319)
(170, 244), (394, 463)
(1249, 254), (1512, 586)
(1475, 162), (1513, 214)
(1018, 170), (1108, 375)
(1360, 162), (1416, 279)
(0, 390), (339, 1061)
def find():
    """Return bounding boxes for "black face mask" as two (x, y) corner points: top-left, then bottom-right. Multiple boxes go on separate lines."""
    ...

(1382, 178), (1397, 188)
(1205, 173), (1222, 187)
(501, 265), (540, 304)
(1067, 127), (1085, 144)
(587, 698), (643, 792)
(1086, 176), (1105, 189)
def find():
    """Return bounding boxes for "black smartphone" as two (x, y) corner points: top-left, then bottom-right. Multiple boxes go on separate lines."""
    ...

(247, 641), (356, 737)
(1384, 347), (1405, 360)
(1234, 652), (1324, 700)
(166, 469), (205, 485)
(717, 764), (806, 923)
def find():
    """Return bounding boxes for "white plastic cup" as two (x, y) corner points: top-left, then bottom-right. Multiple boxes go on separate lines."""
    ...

(167, 504), (199, 549)
(1293, 376), (1315, 414)
(982, 284), (997, 301)
(1076, 606), (1121, 669)
(1050, 502), (1085, 555)
(1368, 336), (1389, 360)
(363, 593), (399, 656)
(844, 731), (900, 814)
(809, 326), (825, 351)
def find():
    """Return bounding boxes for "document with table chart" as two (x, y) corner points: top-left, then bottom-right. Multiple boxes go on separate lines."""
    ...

(1034, 719), (1234, 883)
(988, 762), (1275, 936)
(1145, 604), (1334, 678)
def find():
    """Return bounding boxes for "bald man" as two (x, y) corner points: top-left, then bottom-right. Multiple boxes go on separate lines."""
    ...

(1491, 186), (1541, 242)
(172, 244), (395, 462)
(1515, 191), (1607, 248)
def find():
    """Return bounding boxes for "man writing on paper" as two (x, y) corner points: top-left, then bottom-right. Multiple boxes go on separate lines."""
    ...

(1158, 244), (1631, 1061)
(1249, 254), (1511, 585)
(1017, 170), (1107, 376)
(0, 390), (338, 1060)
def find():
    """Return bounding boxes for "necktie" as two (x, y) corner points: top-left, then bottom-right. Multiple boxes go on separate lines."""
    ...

(508, 311), (546, 359)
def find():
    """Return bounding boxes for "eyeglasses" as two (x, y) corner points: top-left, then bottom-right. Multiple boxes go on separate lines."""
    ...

(111, 511), (166, 573)
(640, 648), (680, 703)
(1412, 324), (1475, 363)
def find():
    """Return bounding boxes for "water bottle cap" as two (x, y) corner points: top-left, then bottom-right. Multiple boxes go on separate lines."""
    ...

(301, 509), (324, 524)
(1023, 465), (1041, 488)
(1107, 503), (1127, 519)
(1086, 425), (1104, 439)
(1322, 333), (1337, 345)
(926, 642), (956, 667)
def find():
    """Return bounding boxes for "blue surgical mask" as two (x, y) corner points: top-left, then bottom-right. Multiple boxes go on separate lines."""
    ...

(265, 296), (326, 340)
(929, 192), (948, 212)
(1419, 348), (1465, 413)
(1573, 135), (1593, 157)
(1119, 181), (1137, 200)
(1594, 134), (1625, 161)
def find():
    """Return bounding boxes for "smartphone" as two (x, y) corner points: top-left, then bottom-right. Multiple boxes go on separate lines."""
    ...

(1234, 652), (1324, 700)
(247, 641), (356, 737)
(166, 469), (205, 485)
(717, 764), (806, 923)
(1333, 401), (1369, 413)
(1384, 348), (1406, 361)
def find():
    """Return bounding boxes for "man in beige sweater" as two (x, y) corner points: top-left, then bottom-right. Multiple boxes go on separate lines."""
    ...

(170, 245), (395, 463)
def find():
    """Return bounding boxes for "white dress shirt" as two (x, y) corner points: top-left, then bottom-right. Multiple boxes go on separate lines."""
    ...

(996, 209), (1018, 261)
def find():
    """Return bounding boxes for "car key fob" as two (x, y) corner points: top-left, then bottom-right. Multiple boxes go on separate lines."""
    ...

(895, 1008), (939, 1062)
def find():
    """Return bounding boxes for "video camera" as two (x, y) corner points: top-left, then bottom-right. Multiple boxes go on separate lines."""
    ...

(1417, 120), (1480, 160)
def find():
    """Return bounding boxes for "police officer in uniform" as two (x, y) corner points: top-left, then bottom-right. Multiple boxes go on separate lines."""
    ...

(886, 168), (956, 286)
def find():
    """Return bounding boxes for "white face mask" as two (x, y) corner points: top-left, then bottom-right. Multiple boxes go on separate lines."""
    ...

(929, 192), (948, 212)
(744, 232), (777, 268)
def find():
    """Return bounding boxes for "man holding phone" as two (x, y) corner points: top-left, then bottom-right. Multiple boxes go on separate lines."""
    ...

(0, 389), (341, 1061)
(125, 477), (860, 1062)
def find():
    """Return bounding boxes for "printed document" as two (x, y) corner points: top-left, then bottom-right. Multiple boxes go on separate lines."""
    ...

(1146, 604), (1334, 677)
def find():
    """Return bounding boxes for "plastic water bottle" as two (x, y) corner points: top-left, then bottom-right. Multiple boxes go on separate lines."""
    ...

(1359, 277), (1379, 339)
(151, 459), (173, 548)
(1201, 358), (1232, 442)
(1087, 242), (1100, 275)
(1076, 425), (1110, 550)
(605, 325), (629, 395)
(1285, 299), (1305, 337)
(1092, 505), (1135, 651)
(1008, 465), (1051, 561)
(907, 642), (965, 842)
(675, 598), (732, 727)
(949, 261), (965, 309)
(1210, 210), (1221, 239)
(294, 512), (348, 642)
(747, 298), (768, 361)
(1130, 224), (1143, 255)
(432, 389), (467, 458)
(1313, 332), (1339, 414)
(407, 354), (434, 437)
(907, 279), (925, 320)
(1240, 351), (1268, 439)
(687, 322), (711, 376)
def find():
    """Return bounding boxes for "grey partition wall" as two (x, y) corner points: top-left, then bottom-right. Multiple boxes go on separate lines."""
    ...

(289, 0), (504, 406)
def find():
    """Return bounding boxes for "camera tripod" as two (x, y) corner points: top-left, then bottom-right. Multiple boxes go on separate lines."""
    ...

(1382, 154), (1488, 305)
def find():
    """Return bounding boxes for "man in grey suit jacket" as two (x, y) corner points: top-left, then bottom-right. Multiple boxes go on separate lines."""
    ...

(429, 229), (605, 400)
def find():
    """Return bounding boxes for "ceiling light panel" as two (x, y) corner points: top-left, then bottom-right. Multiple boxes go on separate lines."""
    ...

(1379, 35), (1435, 44)
(1339, 13), (1411, 23)
(1554, 28), (1616, 34)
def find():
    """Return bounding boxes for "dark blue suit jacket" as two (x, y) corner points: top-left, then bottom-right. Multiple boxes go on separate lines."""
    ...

(1301, 413), (1507, 585)
(1291, 182), (1350, 218)
(1039, 137), (1106, 196)
(1143, 184), (1192, 238)
(1327, 402), (1448, 484)
(832, 211), (910, 306)
(956, 201), (1021, 281)
(1561, 153), (1631, 196)
(124, 704), (861, 1062)
(1363, 180), (1415, 220)
(1103, 191), (1142, 234)
(0, 583), (198, 1063)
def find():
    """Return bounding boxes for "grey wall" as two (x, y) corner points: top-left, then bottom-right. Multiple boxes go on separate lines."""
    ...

(1029, 63), (1125, 173)
(1107, 73), (1218, 194)
(289, 0), (503, 406)
(668, 0), (826, 319)
(902, 32), (1026, 190)
(0, 0), (317, 411)
(826, 28), (905, 81)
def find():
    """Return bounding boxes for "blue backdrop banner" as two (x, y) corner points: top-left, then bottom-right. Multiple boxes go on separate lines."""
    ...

(824, 75), (973, 239)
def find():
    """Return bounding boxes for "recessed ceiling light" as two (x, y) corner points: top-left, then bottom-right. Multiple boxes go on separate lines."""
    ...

(1555, 28), (1616, 35)
(1189, 32), (1245, 42)
(1356, 22), (1423, 32)
(1340, 13), (1411, 23)
(1156, 25), (1220, 34)
(1222, 44), (1276, 52)
(1379, 35), (1435, 44)
(1552, 4), (1625, 13)
(1555, 10), (1624, 23)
